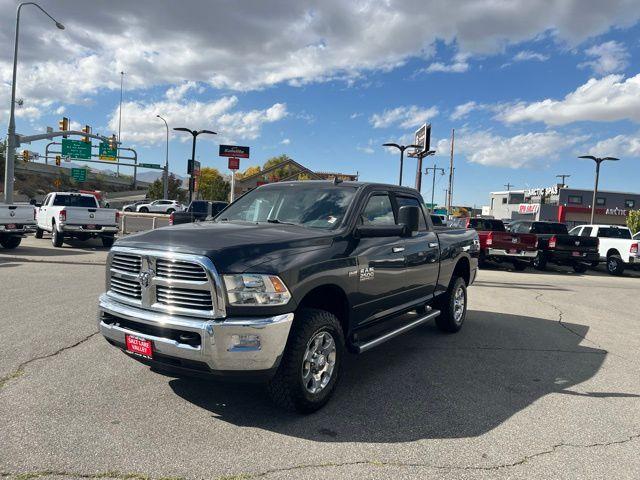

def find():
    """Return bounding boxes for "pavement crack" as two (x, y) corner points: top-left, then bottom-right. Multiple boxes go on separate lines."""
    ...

(0, 331), (99, 390)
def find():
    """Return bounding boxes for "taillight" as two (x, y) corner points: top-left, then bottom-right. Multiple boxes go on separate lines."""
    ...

(548, 235), (557, 249)
(631, 243), (639, 254)
(486, 232), (493, 246)
(59, 209), (66, 222)
(169, 212), (174, 226)
(115, 211), (120, 221)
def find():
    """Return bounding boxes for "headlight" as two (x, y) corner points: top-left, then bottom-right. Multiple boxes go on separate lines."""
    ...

(223, 274), (291, 306)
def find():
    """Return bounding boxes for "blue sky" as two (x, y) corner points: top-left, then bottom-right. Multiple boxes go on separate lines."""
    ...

(1, 0), (639, 206)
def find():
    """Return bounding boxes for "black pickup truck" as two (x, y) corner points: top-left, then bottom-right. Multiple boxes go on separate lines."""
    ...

(509, 220), (599, 272)
(169, 200), (228, 225)
(98, 181), (479, 412)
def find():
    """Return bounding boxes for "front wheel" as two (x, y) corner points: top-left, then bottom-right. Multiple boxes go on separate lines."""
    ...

(0, 236), (22, 249)
(435, 276), (467, 333)
(166, 208), (175, 214)
(268, 308), (344, 413)
(606, 255), (625, 276)
(35, 227), (44, 239)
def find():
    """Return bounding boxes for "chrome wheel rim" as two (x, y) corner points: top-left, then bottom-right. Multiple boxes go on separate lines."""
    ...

(453, 286), (465, 324)
(608, 259), (616, 271)
(302, 331), (336, 394)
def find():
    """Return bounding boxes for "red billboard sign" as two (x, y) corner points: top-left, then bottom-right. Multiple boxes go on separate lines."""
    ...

(228, 157), (240, 170)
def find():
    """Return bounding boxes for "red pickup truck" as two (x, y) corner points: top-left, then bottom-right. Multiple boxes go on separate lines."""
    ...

(465, 218), (538, 270)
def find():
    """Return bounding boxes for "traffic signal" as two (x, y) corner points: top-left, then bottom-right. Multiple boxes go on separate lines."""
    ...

(55, 155), (61, 166)
(59, 117), (69, 138)
(21, 150), (30, 162)
(108, 134), (117, 150)
(81, 125), (91, 143)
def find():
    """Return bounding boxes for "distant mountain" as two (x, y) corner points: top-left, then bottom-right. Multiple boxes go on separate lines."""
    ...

(136, 170), (185, 183)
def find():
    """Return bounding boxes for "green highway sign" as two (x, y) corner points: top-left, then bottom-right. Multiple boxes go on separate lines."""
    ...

(61, 139), (92, 160)
(70, 168), (87, 182)
(99, 142), (117, 161)
(139, 163), (163, 169)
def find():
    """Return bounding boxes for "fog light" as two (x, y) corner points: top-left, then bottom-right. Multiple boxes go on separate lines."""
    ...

(229, 334), (261, 351)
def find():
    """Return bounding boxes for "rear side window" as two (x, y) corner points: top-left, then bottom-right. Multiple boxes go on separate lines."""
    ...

(361, 194), (395, 225)
(396, 196), (427, 230)
(469, 219), (505, 232)
(52, 195), (98, 208)
(580, 227), (593, 237)
(597, 227), (631, 239)
(532, 222), (568, 235)
(192, 202), (208, 213)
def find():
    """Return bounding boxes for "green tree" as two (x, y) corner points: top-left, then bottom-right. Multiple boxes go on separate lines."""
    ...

(147, 173), (186, 201)
(627, 210), (640, 235)
(198, 167), (230, 201)
(237, 165), (261, 180)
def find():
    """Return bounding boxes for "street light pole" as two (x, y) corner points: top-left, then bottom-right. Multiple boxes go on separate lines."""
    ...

(578, 155), (619, 224)
(156, 115), (169, 200)
(173, 127), (217, 203)
(4, 2), (64, 203)
(382, 143), (420, 186)
(425, 163), (445, 211)
(116, 71), (125, 178)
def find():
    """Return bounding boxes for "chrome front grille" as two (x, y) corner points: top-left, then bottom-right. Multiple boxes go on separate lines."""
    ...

(106, 247), (225, 318)
(156, 258), (207, 281)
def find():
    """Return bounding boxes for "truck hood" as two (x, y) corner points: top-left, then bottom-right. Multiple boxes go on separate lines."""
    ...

(115, 221), (334, 272)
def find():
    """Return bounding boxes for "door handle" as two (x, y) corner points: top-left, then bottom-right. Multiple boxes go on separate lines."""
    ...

(428, 242), (438, 248)
(392, 246), (405, 253)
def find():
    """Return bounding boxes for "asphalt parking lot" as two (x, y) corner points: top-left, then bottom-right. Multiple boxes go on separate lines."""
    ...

(1, 238), (639, 479)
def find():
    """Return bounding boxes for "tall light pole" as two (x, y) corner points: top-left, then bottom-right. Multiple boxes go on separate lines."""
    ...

(116, 71), (125, 177)
(578, 155), (619, 224)
(173, 127), (216, 202)
(4, 2), (64, 204)
(425, 163), (445, 211)
(156, 115), (169, 200)
(382, 143), (420, 186)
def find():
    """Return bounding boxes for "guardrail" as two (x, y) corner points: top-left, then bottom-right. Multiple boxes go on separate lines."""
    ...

(119, 211), (170, 235)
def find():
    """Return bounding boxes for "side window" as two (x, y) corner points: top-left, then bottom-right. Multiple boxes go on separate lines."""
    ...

(361, 194), (395, 226)
(43, 194), (51, 206)
(581, 227), (592, 237)
(569, 226), (581, 235)
(395, 196), (427, 231)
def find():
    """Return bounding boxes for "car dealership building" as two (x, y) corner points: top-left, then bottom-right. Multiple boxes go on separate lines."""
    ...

(484, 185), (640, 227)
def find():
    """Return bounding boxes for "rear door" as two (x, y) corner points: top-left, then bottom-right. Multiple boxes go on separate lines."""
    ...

(395, 194), (439, 299)
(352, 191), (407, 325)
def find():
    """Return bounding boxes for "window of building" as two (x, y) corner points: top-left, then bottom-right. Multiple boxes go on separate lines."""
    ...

(625, 199), (635, 209)
(596, 197), (606, 206)
(567, 195), (582, 205)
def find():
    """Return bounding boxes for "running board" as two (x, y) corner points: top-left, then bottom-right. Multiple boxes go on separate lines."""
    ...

(355, 309), (441, 353)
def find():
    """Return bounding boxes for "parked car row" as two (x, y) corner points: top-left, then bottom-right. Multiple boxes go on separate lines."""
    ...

(460, 217), (639, 275)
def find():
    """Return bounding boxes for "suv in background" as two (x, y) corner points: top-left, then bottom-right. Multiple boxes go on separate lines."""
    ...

(136, 200), (184, 214)
(569, 224), (639, 275)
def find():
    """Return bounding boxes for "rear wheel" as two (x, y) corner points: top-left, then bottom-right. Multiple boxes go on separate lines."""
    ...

(124, 207), (132, 212)
(51, 225), (64, 247)
(606, 255), (625, 276)
(101, 235), (115, 248)
(478, 251), (487, 269)
(573, 263), (587, 273)
(34, 227), (44, 239)
(512, 261), (527, 271)
(533, 251), (547, 271)
(268, 308), (344, 413)
(0, 236), (22, 249)
(139, 207), (149, 213)
(435, 276), (467, 333)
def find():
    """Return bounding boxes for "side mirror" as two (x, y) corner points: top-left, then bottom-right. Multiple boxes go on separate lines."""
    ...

(398, 205), (420, 235)
(355, 224), (405, 238)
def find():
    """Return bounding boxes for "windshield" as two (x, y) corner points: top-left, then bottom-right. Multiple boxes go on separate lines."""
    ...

(52, 195), (98, 208)
(218, 185), (356, 229)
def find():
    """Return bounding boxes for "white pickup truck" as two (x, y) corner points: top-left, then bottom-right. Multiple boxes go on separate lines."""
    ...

(0, 203), (36, 249)
(35, 192), (119, 248)
(569, 224), (639, 275)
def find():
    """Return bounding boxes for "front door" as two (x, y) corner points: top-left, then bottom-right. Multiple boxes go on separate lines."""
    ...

(351, 192), (406, 326)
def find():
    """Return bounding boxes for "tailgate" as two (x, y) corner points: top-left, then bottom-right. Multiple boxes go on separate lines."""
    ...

(555, 235), (598, 252)
(0, 205), (35, 225)
(491, 232), (537, 251)
(65, 207), (117, 225)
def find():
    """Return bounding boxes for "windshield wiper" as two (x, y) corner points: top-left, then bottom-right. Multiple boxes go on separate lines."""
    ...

(266, 219), (298, 226)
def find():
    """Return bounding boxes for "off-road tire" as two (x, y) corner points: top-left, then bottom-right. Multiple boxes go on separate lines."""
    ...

(0, 236), (22, 249)
(533, 251), (547, 271)
(35, 227), (44, 239)
(435, 276), (467, 333)
(606, 255), (625, 276)
(267, 308), (344, 414)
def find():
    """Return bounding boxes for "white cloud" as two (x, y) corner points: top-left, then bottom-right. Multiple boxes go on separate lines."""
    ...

(437, 129), (587, 168)
(590, 133), (640, 158)
(165, 81), (202, 101)
(425, 53), (470, 73)
(579, 41), (629, 75)
(280, 138), (291, 145)
(498, 74), (640, 125)
(370, 105), (438, 129)
(450, 101), (478, 120)
(513, 50), (549, 62)
(107, 96), (287, 145)
(350, 112), (362, 119)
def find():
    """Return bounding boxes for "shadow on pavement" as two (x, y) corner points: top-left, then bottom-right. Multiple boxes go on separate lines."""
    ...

(169, 310), (609, 443)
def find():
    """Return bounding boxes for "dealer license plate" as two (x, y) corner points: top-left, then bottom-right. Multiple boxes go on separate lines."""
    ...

(125, 334), (153, 359)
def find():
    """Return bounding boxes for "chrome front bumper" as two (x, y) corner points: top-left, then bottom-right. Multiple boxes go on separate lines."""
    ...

(98, 294), (293, 373)
(487, 248), (537, 258)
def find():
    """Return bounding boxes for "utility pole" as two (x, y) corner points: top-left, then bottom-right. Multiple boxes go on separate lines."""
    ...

(504, 182), (514, 191)
(116, 71), (125, 177)
(156, 115), (169, 199)
(425, 163), (445, 211)
(446, 129), (455, 216)
(556, 174), (570, 187)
